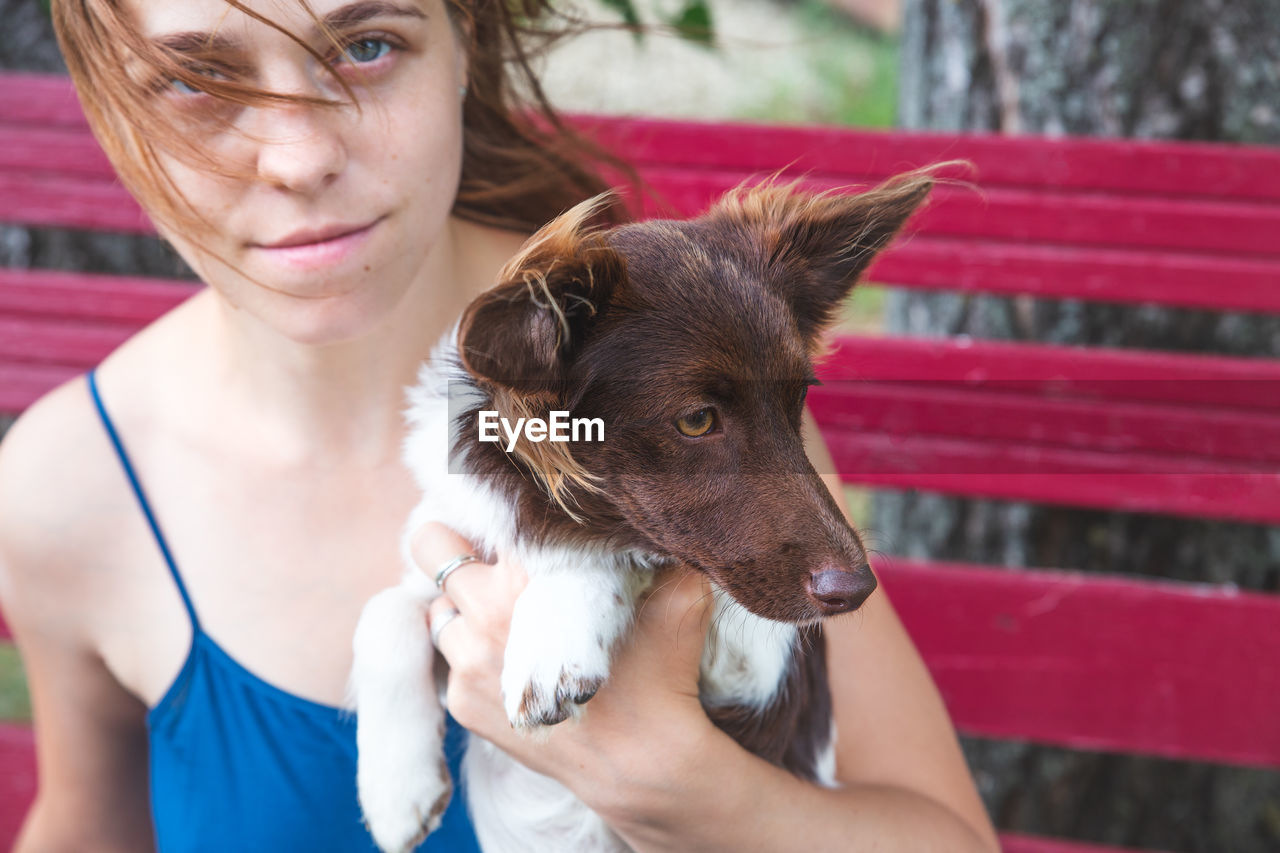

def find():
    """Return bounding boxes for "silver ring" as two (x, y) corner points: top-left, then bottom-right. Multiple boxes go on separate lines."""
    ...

(434, 554), (478, 591)
(430, 607), (461, 646)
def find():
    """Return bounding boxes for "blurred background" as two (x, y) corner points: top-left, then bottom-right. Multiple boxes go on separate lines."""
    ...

(2, 0), (1278, 849)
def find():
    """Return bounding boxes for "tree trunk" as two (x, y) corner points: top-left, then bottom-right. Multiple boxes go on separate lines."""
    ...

(889, 1), (1280, 849)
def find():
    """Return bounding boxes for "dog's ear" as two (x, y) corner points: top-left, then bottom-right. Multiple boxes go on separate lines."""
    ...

(458, 194), (625, 394)
(712, 173), (932, 341)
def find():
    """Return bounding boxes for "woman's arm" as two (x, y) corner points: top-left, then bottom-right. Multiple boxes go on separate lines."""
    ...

(806, 410), (1000, 850)
(0, 386), (155, 852)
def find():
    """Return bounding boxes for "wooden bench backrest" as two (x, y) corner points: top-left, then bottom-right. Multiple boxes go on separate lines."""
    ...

(3, 73), (1279, 853)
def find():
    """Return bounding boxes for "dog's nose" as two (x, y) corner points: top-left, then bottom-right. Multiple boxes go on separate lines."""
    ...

(807, 568), (877, 615)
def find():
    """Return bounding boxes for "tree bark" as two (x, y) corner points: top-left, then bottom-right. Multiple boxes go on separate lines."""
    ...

(890, 1), (1280, 849)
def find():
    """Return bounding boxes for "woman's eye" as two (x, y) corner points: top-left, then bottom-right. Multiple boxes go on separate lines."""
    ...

(339, 38), (392, 64)
(170, 78), (203, 95)
(166, 66), (227, 96)
(675, 409), (718, 438)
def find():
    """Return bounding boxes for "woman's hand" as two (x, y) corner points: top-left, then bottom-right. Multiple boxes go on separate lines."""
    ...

(412, 523), (720, 820)
(411, 522), (998, 853)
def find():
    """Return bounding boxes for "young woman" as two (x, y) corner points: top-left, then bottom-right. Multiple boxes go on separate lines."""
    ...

(0, 1), (1000, 850)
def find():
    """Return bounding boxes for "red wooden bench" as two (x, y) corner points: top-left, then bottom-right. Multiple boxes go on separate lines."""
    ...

(2, 71), (1278, 852)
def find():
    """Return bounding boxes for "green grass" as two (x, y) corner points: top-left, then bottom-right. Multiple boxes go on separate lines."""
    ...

(734, 0), (899, 128)
(832, 284), (888, 335)
(843, 486), (873, 528)
(0, 642), (31, 723)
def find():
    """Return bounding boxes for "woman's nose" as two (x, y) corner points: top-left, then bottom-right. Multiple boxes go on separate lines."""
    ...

(250, 105), (347, 194)
(246, 69), (348, 194)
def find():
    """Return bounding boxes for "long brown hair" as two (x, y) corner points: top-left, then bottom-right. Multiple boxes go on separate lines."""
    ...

(51, 0), (632, 239)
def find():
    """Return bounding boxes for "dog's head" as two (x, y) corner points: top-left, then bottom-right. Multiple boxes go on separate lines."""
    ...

(458, 175), (932, 623)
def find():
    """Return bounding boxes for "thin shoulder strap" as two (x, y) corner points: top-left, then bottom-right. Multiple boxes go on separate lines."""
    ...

(87, 370), (202, 633)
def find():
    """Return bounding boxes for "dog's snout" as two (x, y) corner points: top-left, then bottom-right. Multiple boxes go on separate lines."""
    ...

(807, 567), (877, 615)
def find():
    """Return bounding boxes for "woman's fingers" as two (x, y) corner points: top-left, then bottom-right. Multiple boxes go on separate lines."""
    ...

(409, 522), (526, 619)
(411, 522), (531, 735)
(427, 594), (466, 659)
(410, 522), (482, 593)
(626, 568), (713, 691)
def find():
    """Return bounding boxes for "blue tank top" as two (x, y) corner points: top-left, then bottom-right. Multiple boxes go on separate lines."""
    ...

(88, 371), (481, 853)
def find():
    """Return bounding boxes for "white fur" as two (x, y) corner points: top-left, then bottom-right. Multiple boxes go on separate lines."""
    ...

(355, 340), (646, 851)
(351, 584), (451, 853)
(464, 740), (626, 853)
(353, 337), (820, 852)
(401, 340), (518, 560)
(815, 723), (839, 789)
(700, 590), (798, 710)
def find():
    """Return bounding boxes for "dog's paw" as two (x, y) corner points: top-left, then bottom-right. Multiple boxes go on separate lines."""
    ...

(500, 569), (631, 730)
(501, 636), (611, 729)
(360, 758), (452, 853)
(508, 667), (606, 728)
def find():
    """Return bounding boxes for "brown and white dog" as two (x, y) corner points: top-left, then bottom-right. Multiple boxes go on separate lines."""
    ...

(351, 173), (933, 853)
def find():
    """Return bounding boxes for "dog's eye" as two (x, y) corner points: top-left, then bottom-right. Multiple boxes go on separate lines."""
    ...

(675, 408), (717, 437)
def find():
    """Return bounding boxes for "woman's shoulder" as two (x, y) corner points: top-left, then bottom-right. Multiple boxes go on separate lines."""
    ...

(0, 373), (127, 579)
(0, 375), (125, 648)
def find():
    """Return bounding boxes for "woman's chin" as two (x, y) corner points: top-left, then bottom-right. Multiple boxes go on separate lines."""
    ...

(212, 284), (404, 350)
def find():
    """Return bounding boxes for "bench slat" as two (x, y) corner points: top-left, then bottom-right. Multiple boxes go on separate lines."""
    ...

(0, 172), (150, 233)
(0, 73), (86, 128)
(878, 558), (1280, 768)
(826, 432), (1280, 523)
(809, 381), (1280, 466)
(0, 363), (80, 413)
(868, 237), (1280, 315)
(823, 336), (1280, 413)
(637, 168), (1280, 258)
(0, 124), (115, 178)
(0, 268), (197, 322)
(0, 318), (136, 365)
(0, 723), (36, 846)
(583, 114), (1280, 203)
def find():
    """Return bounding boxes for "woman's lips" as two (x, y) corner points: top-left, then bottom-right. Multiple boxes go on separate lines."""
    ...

(252, 217), (382, 270)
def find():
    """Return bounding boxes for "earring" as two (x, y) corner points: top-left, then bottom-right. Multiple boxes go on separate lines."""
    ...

(459, 84), (468, 100)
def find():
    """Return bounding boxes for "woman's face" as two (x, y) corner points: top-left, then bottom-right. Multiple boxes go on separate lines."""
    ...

(124, 0), (468, 345)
